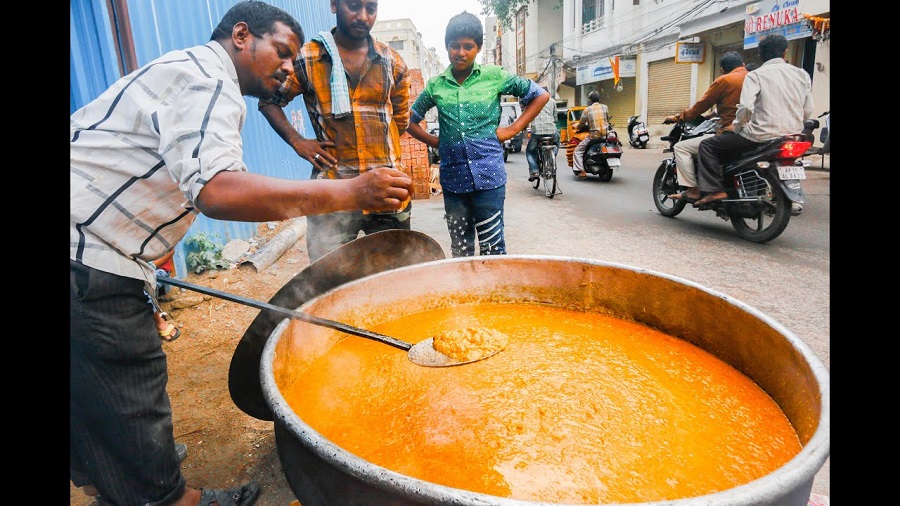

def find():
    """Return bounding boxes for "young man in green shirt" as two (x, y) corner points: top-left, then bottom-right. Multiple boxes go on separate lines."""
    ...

(405, 11), (548, 256)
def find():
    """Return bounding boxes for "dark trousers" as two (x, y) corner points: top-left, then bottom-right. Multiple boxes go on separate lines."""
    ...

(70, 260), (185, 505)
(306, 205), (412, 263)
(696, 131), (761, 194)
(442, 186), (507, 257)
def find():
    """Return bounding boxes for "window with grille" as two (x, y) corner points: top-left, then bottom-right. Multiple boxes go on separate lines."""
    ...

(583, 0), (605, 22)
(516, 7), (526, 75)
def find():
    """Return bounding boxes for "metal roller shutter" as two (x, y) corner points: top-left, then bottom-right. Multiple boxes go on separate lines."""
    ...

(647, 58), (692, 126)
(599, 77), (636, 132)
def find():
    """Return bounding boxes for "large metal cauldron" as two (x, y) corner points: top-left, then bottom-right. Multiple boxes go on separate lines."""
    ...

(260, 256), (830, 506)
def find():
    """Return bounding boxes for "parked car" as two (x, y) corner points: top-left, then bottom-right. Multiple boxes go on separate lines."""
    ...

(501, 101), (525, 152)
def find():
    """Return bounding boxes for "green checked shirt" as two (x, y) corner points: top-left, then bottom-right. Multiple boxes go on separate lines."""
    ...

(410, 62), (544, 193)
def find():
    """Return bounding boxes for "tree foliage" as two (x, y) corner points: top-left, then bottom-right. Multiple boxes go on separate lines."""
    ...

(477, 0), (564, 31)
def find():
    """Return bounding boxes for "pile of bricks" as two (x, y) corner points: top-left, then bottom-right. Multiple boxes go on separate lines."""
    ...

(399, 69), (432, 201)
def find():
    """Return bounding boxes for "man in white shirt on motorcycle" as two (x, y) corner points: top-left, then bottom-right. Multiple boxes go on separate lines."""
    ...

(693, 34), (813, 207)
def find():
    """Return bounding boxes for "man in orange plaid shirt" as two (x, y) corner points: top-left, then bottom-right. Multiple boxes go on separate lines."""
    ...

(260, 0), (412, 261)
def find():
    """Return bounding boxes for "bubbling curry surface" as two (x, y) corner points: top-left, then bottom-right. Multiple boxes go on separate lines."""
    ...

(279, 302), (801, 504)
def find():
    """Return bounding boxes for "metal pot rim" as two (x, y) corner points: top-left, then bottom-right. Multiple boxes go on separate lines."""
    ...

(260, 255), (830, 505)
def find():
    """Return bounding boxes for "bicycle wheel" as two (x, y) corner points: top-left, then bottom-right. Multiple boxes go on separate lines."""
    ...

(542, 148), (558, 198)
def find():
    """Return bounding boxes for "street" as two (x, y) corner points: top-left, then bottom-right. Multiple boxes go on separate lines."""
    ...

(410, 143), (830, 501)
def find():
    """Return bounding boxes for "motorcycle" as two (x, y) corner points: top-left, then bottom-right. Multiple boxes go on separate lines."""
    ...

(818, 110), (829, 154)
(626, 115), (650, 149)
(427, 124), (440, 165)
(651, 116), (820, 243)
(568, 124), (624, 182)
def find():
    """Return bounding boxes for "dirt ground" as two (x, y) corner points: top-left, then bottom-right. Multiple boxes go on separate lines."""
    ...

(70, 220), (316, 506)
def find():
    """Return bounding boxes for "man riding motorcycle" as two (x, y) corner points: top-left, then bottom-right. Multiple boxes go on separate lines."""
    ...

(572, 91), (610, 179)
(664, 51), (748, 203)
(694, 34), (813, 207)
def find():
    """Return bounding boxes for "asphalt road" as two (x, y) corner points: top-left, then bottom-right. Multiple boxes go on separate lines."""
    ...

(411, 144), (830, 501)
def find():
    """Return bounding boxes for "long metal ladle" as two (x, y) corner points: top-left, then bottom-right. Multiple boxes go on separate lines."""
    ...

(157, 276), (497, 367)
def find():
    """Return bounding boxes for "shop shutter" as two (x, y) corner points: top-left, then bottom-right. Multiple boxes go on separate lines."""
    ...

(599, 77), (636, 131)
(647, 58), (692, 125)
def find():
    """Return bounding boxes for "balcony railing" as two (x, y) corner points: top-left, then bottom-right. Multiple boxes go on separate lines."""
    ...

(581, 17), (605, 34)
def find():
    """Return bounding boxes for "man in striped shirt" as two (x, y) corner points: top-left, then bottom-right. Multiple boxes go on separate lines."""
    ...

(70, 2), (411, 505)
(259, 0), (413, 262)
(525, 86), (560, 181)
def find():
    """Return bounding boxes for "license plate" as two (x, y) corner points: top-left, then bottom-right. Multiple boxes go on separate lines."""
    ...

(639, 135), (649, 141)
(606, 158), (621, 167)
(777, 166), (806, 180)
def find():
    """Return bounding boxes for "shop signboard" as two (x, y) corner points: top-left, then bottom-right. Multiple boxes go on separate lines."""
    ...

(675, 42), (705, 64)
(576, 57), (636, 85)
(743, 0), (813, 49)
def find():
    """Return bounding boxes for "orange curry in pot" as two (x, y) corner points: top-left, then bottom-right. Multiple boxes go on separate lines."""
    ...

(277, 302), (801, 504)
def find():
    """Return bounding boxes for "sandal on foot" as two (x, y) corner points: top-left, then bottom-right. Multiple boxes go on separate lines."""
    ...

(199, 480), (260, 506)
(693, 192), (728, 207)
(159, 323), (181, 342)
(668, 190), (700, 203)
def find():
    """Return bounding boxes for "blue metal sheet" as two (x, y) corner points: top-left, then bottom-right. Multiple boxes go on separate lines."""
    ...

(70, 0), (121, 113)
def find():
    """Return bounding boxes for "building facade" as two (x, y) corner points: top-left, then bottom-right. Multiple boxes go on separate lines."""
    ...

(496, 0), (830, 147)
(371, 18), (443, 82)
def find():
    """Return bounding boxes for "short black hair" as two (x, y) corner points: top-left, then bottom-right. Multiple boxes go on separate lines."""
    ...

(445, 11), (483, 49)
(719, 51), (744, 73)
(210, 0), (304, 45)
(587, 90), (600, 103)
(758, 34), (788, 62)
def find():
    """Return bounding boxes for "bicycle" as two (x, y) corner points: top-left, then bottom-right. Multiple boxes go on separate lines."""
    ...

(531, 135), (561, 198)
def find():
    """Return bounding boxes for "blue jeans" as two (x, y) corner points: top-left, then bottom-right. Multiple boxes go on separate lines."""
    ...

(442, 186), (507, 257)
(525, 132), (560, 175)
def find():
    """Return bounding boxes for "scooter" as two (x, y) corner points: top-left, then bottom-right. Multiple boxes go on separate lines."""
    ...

(626, 115), (650, 149)
(651, 117), (820, 243)
(568, 126), (624, 182)
(818, 110), (829, 154)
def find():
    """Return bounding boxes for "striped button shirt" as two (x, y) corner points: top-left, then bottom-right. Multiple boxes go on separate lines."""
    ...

(71, 41), (248, 289)
(530, 97), (558, 136)
(733, 58), (813, 142)
(259, 32), (411, 180)
(410, 62), (544, 193)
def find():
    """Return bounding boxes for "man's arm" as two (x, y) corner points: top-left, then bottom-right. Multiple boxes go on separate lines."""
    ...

(195, 168), (412, 222)
(499, 89), (549, 142)
(259, 102), (336, 171)
(732, 73), (759, 133)
(405, 121), (438, 148)
(669, 78), (726, 123)
(390, 55), (412, 136)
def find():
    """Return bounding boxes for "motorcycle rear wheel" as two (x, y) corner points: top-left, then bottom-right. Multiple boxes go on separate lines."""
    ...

(598, 167), (613, 182)
(652, 162), (686, 217)
(729, 171), (791, 243)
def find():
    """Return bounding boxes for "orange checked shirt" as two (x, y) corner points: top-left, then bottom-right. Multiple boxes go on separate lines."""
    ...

(259, 32), (411, 180)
